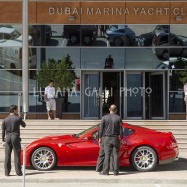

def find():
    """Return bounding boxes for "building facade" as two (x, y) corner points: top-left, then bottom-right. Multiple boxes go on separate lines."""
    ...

(0, 0), (187, 120)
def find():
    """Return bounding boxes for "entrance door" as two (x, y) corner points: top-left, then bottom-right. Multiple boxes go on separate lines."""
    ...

(146, 72), (166, 119)
(101, 72), (123, 117)
(126, 73), (143, 119)
(82, 72), (100, 119)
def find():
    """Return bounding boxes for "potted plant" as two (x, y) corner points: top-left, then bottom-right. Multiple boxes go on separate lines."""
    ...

(36, 54), (76, 119)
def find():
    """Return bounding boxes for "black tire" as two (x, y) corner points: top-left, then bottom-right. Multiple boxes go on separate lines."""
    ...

(113, 37), (123, 46)
(124, 36), (131, 46)
(31, 147), (57, 171)
(82, 35), (92, 46)
(131, 146), (157, 172)
(162, 50), (169, 60)
(69, 34), (79, 45)
(10, 63), (16, 74)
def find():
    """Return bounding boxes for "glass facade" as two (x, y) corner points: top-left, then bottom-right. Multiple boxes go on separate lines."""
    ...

(0, 22), (187, 119)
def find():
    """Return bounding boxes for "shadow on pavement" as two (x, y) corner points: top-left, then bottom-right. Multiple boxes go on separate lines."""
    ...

(26, 171), (56, 176)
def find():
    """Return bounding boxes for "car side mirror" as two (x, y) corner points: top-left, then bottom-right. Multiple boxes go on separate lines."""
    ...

(86, 134), (92, 140)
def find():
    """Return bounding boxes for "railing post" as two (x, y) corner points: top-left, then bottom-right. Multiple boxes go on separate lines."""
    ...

(22, 0), (29, 119)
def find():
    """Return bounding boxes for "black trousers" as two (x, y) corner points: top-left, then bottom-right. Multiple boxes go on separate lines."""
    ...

(103, 136), (120, 174)
(4, 134), (22, 175)
(96, 140), (114, 172)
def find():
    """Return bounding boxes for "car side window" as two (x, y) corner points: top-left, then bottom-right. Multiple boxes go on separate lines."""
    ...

(170, 36), (182, 46)
(158, 35), (168, 45)
(92, 131), (99, 140)
(123, 128), (135, 136)
(4, 33), (11, 40)
(117, 29), (125, 33)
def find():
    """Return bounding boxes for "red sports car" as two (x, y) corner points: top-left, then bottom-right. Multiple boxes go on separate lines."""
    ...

(21, 123), (179, 172)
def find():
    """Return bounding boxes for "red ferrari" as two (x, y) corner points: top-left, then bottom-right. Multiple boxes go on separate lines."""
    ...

(21, 123), (179, 172)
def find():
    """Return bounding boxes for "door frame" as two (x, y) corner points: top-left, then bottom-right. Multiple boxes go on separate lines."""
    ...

(125, 71), (143, 120)
(81, 71), (100, 120)
(149, 71), (166, 120)
(81, 70), (123, 119)
(101, 71), (123, 118)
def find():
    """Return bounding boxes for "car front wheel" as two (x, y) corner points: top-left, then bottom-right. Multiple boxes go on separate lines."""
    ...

(31, 147), (57, 171)
(82, 35), (92, 46)
(131, 146), (157, 172)
(69, 34), (79, 45)
(113, 37), (123, 46)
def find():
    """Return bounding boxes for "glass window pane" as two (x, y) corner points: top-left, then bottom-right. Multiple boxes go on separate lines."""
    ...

(169, 70), (187, 91)
(169, 91), (186, 113)
(33, 70), (80, 113)
(170, 25), (187, 47)
(0, 70), (36, 92)
(126, 74), (142, 117)
(0, 47), (37, 69)
(81, 48), (125, 69)
(44, 48), (80, 69)
(81, 25), (104, 46)
(0, 92), (22, 112)
(126, 48), (165, 69)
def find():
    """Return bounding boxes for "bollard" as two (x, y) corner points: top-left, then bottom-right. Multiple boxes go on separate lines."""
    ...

(22, 144), (26, 187)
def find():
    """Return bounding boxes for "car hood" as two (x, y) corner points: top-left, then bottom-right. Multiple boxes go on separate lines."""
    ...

(27, 135), (79, 148)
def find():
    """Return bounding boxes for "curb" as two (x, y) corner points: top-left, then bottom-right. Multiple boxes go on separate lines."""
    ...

(1, 179), (187, 184)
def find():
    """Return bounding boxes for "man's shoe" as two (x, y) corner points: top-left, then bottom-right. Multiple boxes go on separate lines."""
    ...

(99, 171), (109, 176)
(114, 172), (119, 176)
(96, 169), (102, 172)
(5, 174), (9, 177)
(17, 173), (23, 176)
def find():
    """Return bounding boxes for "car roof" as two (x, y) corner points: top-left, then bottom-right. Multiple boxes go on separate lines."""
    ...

(0, 27), (15, 34)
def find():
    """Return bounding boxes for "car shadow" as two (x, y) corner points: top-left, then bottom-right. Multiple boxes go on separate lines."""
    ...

(26, 172), (56, 176)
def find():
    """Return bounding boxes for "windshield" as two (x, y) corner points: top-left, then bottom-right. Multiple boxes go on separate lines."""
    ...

(11, 30), (21, 39)
(74, 125), (98, 138)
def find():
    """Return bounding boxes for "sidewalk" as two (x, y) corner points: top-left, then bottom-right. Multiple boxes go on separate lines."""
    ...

(0, 152), (186, 184)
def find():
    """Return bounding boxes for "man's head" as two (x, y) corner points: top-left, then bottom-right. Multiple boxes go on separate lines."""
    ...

(109, 104), (117, 114)
(9, 105), (18, 115)
(49, 80), (54, 87)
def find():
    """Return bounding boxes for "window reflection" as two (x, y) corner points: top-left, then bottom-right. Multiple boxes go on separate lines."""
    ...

(169, 70), (187, 91)
(81, 48), (125, 69)
(0, 47), (36, 69)
(126, 48), (164, 69)
(169, 91), (186, 113)
(44, 48), (80, 69)
(0, 70), (36, 92)
(0, 92), (22, 112)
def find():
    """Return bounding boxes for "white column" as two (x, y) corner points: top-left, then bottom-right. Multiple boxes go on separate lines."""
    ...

(22, 0), (29, 119)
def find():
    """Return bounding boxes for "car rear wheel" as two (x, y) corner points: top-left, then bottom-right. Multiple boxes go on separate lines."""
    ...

(69, 34), (79, 45)
(124, 36), (131, 46)
(162, 50), (169, 60)
(113, 37), (123, 46)
(131, 146), (157, 172)
(82, 35), (92, 46)
(31, 147), (56, 171)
